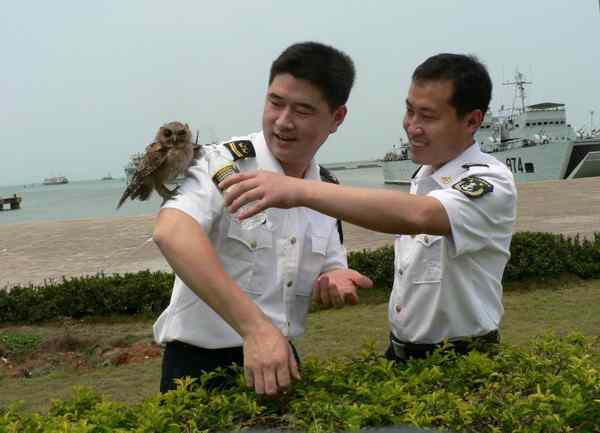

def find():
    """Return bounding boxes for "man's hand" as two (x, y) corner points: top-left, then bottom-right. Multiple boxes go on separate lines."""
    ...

(219, 170), (306, 219)
(313, 269), (374, 308)
(242, 322), (301, 395)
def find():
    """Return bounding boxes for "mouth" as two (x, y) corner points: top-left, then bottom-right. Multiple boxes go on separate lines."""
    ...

(409, 139), (427, 149)
(274, 132), (296, 143)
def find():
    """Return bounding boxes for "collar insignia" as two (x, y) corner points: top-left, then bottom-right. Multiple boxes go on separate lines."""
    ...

(452, 175), (494, 198)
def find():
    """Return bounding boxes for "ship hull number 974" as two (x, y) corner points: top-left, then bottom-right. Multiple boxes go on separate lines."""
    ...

(505, 157), (534, 174)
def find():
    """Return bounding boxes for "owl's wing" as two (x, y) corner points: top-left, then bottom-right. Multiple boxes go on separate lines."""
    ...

(135, 142), (169, 179)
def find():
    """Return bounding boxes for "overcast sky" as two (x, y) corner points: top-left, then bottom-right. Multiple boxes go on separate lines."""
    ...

(1, 0), (599, 186)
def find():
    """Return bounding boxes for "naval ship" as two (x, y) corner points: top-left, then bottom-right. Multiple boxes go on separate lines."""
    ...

(383, 71), (600, 184)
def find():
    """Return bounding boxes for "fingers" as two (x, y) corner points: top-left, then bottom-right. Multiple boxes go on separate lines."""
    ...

(243, 329), (300, 396)
(263, 366), (278, 396)
(317, 275), (332, 307)
(314, 270), (372, 308)
(275, 362), (291, 393)
(343, 289), (359, 305)
(313, 275), (344, 308)
(244, 366), (255, 389)
(219, 171), (256, 191)
(222, 180), (259, 209)
(352, 272), (374, 289)
(329, 281), (343, 308)
(253, 369), (266, 395)
(228, 189), (266, 217)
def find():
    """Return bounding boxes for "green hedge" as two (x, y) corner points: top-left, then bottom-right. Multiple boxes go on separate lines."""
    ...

(0, 271), (174, 323)
(2, 231), (600, 323)
(1, 334), (598, 433)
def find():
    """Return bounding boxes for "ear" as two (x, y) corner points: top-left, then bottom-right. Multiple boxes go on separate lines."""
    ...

(465, 109), (484, 134)
(329, 105), (348, 134)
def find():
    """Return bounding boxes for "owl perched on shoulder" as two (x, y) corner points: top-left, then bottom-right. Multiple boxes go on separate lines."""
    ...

(117, 121), (201, 209)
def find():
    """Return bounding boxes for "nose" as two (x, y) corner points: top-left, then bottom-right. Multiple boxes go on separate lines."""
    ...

(404, 118), (423, 137)
(274, 107), (294, 130)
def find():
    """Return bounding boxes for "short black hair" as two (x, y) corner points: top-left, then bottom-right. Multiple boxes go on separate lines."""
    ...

(269, 41), (355, 111)
(412, 53), (492, 117)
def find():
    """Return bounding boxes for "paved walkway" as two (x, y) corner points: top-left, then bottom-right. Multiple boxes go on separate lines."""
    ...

(1, 177), (599, 288)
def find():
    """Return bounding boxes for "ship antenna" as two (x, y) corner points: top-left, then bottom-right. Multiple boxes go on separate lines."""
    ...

(502, 70), (532, 114)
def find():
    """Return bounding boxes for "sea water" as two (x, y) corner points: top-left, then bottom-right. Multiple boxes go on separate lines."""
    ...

(0, 167), (408, 225)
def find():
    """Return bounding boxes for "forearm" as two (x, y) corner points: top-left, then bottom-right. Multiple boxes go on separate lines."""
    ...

(298, 180), (449, 235)
(154, 208), (271, 338)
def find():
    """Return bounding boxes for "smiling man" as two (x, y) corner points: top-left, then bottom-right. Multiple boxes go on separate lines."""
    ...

(152, 41), (372, 396)
(221, 53), (517, 362)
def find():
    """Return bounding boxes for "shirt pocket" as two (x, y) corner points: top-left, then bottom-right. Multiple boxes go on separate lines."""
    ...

(412, 235), (443, 284)
(296, 231), (329, 297)
(220, 221), (273, 295)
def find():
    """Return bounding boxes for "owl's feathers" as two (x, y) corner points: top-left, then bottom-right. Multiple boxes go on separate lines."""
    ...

(116, 121), (201, 209)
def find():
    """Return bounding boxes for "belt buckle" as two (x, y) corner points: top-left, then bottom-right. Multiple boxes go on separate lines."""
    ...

(391, 339), (407, 360)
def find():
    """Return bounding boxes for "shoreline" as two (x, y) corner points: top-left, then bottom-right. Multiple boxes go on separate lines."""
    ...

(2, 177), (600, 288)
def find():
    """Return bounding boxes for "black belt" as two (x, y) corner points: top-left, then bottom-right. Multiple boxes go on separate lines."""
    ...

(388, 330), (499, 361)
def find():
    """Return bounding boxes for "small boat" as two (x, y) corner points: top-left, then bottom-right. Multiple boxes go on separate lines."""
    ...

(101, 173), (114, 181)
(0, 194), (22, 211)
(42, 176), (69, 185)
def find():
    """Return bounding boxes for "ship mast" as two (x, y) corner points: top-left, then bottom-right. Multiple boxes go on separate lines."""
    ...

(502, 70), (532, 114)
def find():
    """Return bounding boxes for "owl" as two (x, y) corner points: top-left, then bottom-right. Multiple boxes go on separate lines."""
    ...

(117, 121), (201, 209)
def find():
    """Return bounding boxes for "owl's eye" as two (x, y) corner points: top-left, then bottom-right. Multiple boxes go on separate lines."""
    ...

(163, 130), (172, 138)
(176, 130), (187, 136)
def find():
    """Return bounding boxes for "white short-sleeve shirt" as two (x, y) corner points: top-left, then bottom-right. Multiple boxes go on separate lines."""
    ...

(389, 142), (517, 344)
(154, 131), (347, 349)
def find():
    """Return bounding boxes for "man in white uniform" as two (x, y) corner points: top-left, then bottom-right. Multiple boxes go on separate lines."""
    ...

(221, 53), (517, 361)
(153, 41), (372, 395)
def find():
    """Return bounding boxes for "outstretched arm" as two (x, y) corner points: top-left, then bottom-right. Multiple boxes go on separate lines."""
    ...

(153, 208), (300, 395)
(220, 170), (450, 236)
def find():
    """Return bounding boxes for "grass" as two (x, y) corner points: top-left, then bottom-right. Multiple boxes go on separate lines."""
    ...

(1, 275), (599, 413)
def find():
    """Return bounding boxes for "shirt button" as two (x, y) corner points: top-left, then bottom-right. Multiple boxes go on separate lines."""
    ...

(290, 237), (296, 245)
(395, 304), (402, 313)
(249, 240), (257, 249)
(286, 281), (293, 287)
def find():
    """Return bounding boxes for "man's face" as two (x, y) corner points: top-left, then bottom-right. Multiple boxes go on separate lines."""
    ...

(262, 73), (346, 177)
(403, 79), (481, 170)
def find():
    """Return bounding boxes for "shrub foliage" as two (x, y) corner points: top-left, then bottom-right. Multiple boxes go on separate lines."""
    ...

(1, 334), (598, 433)
(3, 232), (600, 323)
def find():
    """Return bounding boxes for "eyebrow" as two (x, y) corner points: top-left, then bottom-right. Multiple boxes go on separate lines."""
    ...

(295, 102), (316, 112)
(405, 99), (437, 114)
(268, 93), (316, 112)
(268, 92), (284, 101)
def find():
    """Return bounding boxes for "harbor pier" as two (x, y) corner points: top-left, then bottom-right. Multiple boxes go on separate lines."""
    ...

(0, 194), (22, 211)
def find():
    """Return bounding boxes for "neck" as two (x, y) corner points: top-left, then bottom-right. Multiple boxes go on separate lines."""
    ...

(431, 141), (475, 172)
(281, 163), (308, 178)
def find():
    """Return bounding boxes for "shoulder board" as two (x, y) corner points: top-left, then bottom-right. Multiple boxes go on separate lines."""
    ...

(462, 163), (490, 170)
(452, 175), (494, 199)
(222, 140), (255, 161)
(318, 166), (344, 244)
(319, 166), (340, 184)
(411, 165), (423, 179)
